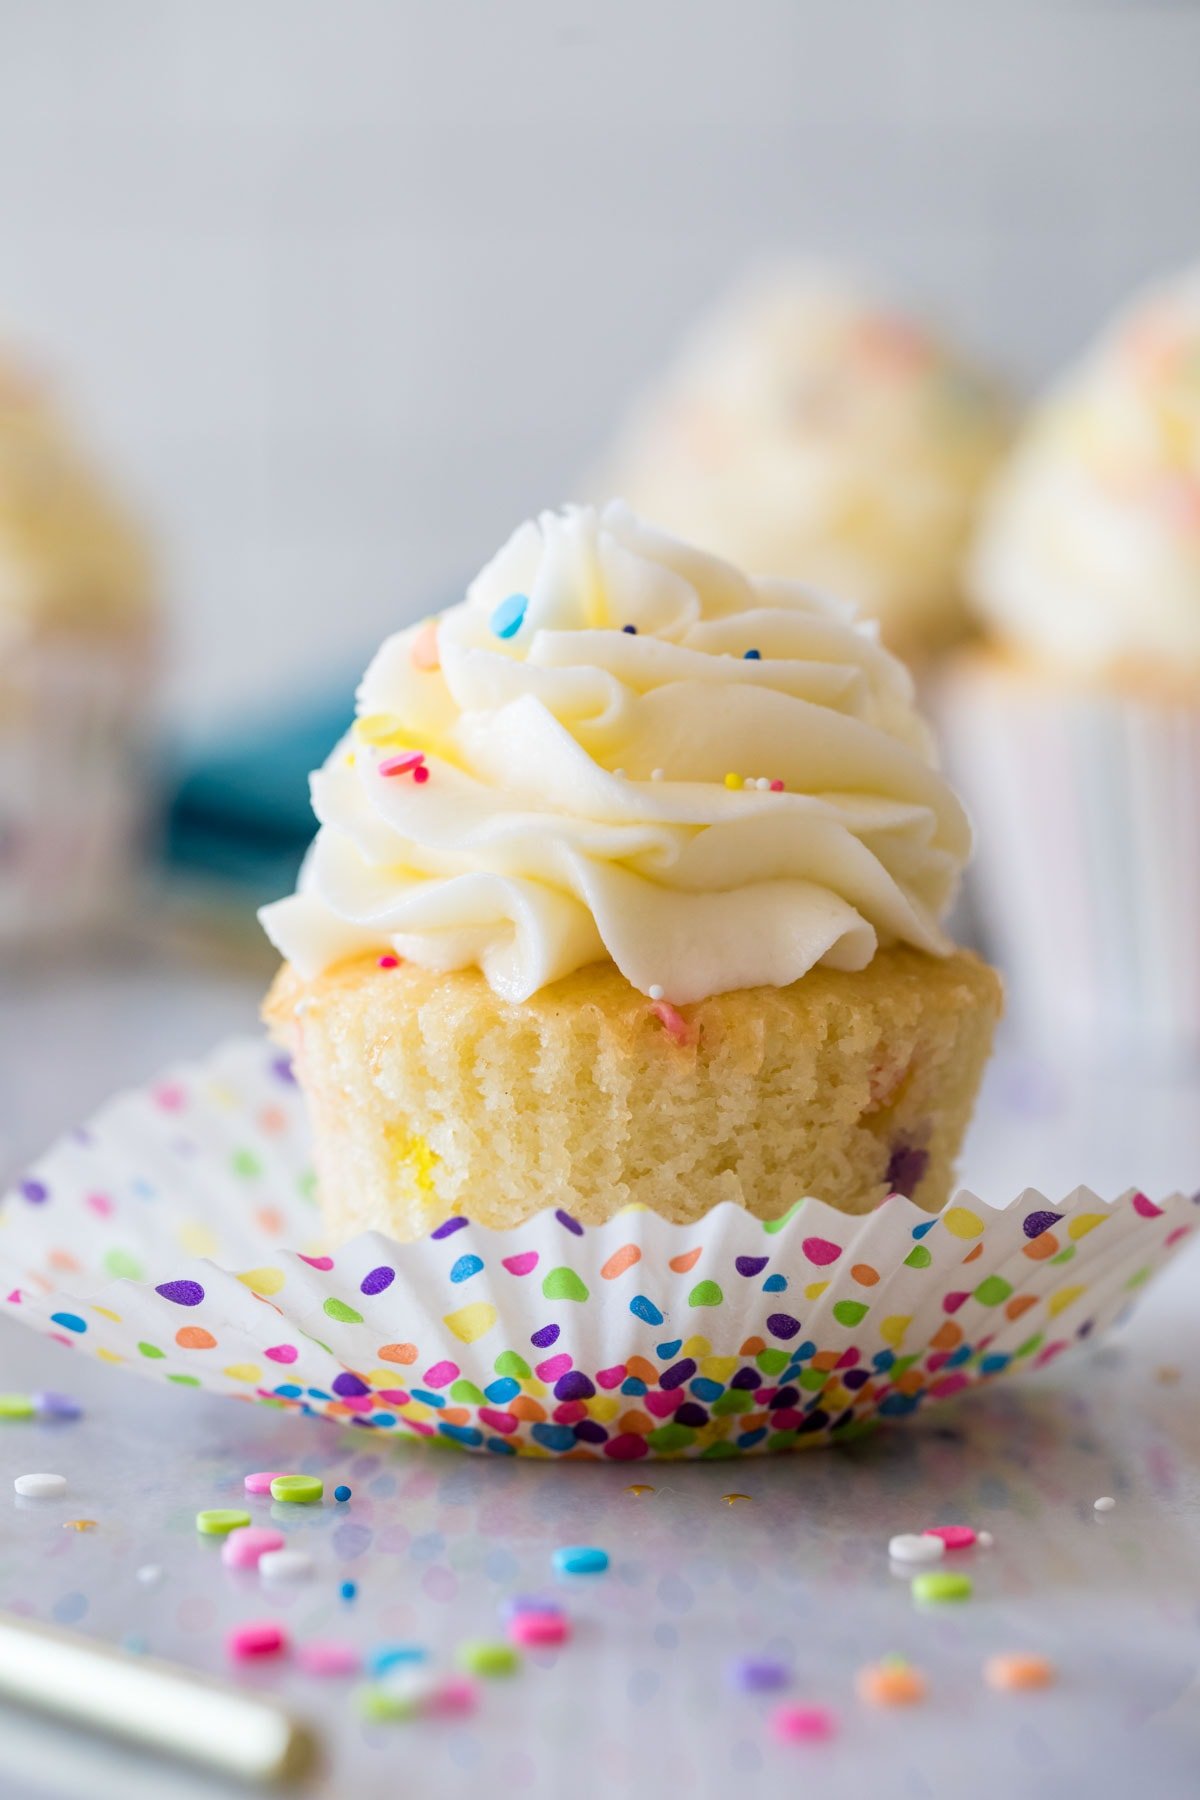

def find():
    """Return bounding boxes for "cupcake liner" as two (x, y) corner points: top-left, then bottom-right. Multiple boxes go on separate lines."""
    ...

(0, 629), (150, 943)
(0, 1035), (1192, 1459)
(938, 660), (1200, 1061)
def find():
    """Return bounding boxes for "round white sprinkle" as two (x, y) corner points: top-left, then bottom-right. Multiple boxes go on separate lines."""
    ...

(1093, 1495), (1116, 1513)
(14, 1472), (67, 1500)
(977, 1530), (994, 1549)
(888, 1532), (946, 1565)
(258, 1548), (315, 1582)
(651, 768), (664, 781)
(648, 985), (665, 1002)
(757, 777), (771, 790)
(136, 1565), (163, 1585)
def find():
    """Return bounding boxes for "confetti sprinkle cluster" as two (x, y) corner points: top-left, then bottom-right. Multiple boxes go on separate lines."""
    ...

(0, 1038), (1191, 1461)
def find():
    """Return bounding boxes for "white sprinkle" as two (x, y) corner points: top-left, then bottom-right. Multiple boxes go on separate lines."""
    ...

(136, 1564), (163, 1585)
(888, 1532), (946, 1565)
(648, 985), (665, 1002)
(14, 1472), (67, 1500)
(651, 768), (665, 781)
(977, 1530), (994, 1549)
(1093, 1496), (1116, 1513)
(259, 1548), (315, 1582)
(757, 777), (771, 790)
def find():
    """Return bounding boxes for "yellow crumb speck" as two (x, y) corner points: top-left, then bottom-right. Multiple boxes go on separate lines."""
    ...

(723, 772), (742, 790)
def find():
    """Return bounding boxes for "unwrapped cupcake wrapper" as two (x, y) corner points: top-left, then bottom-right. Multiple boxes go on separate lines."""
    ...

(939, 664), (1200, 1061)
(0, 630), (150, 943)
(0, 1036), (1192, 1459)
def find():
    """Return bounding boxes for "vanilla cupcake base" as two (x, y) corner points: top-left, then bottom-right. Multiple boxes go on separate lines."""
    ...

(265, 948), (1001, 1242)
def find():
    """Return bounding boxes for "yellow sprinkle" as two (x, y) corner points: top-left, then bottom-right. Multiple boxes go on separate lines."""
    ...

(625, 1484), (656, 1497)
(64, 1519), (97, 1532)
(721, 1492), (753, 1506)
(724, 772), (743, 790)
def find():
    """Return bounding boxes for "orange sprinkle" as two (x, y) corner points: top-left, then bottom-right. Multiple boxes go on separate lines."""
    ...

(984, 1653), (1056, 1692)
(64, 1519), (97, 1532)
(856, 1661), (927, 1707)
(600, 1243), (641, 1281)
(668, 1247), (702, 1274)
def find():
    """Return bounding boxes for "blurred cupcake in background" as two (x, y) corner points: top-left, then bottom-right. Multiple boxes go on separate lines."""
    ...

(0, 354), (155, 946)
(941, 265), (1200, 1060)
(593, 268), (1012, 664)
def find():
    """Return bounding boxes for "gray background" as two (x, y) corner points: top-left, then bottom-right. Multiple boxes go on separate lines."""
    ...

(1, 1), (1197, 739)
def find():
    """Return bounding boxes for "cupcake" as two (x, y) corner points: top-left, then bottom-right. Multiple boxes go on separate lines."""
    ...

(942, 266), (1200, 1058)
(261, 503), (1000, 1243)
(593, 269), (1011, 662)
(0, 355), (154, 944)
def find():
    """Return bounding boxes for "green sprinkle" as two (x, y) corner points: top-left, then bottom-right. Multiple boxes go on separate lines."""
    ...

(755, 1348), (790, 1377)
(973, 1275), (1012, 1306)
(458, 1640), (519, 1677)
(832, 1299), (869, 1327)
(356, 1684), (420, 1722)
(136, 1342), (165, 1360)
(911, 1571), (972, 1605)
(323, 1298), (363, 1324)
(231, 1149), (262, 1179)
(687, 1280), (723, 1307)
(0, 1394), (34, 1419)
(270, 1475), (323, 1504)
(103, 1249), (145, 1281)
(904, 1244), (933, 1269)
(449, 1379), (487, 1405)
(493, 1351), (531, 1379)
(195, 1508), (251, 1536)
(541, 1267), (589, 1303)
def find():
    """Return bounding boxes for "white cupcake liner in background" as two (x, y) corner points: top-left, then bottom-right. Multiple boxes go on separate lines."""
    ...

(0, 630), (150, 944)
(939, 661), (1200, 1063)
(0, 1036), (1192, 1460)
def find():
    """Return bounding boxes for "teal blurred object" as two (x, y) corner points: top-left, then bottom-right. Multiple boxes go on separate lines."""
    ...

(163, 691), (353, 900)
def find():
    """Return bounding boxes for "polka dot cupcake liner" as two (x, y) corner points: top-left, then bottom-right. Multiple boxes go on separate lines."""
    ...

(0, 1037), (1194, 1459)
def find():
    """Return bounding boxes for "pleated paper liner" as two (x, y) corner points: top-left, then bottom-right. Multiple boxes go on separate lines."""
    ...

(0, 1036), (1193, 1460)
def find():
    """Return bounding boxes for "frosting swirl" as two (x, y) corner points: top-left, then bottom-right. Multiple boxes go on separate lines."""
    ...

(261, 503), (970, 1002)
(972, 266), (1200, 679)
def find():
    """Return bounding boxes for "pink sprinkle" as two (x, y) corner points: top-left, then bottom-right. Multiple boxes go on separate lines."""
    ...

(378, 954), (400, 969)
(508, 1611), (570, 1647)
(412, 764), (430, 785)
(770, 778), (785, 792)
(429, 1675), (478, 1717)
(297, 1639), (360, 1678)
(650, 1000), (693, 1047)
(379, 752), (425, 778)
(221, 1527), (285, 1570)
(227, 1621), (288, 1661)
(923, 1525), (976, 1551)
(410, 620), (441, 672)
(243, 1471), (287, 1495)
(772, 1704), (837, 1744)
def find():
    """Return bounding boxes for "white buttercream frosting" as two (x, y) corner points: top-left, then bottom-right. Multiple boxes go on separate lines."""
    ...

(972, 267), (1200, 678)
(261, 503), (971, 1002)
(594, 270), (1010, 653)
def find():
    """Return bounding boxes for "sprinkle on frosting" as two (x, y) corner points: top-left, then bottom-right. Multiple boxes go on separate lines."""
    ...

(261, 502), (971, 1004)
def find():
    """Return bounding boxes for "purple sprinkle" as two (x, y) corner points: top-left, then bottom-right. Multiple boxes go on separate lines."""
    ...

(1022, 1209), (1063, 1239)
(431, 1217), (468, 1240)
(360, 1266), (396, 1296)
(769, 1386), (799, 1409)
(503, 1595), (563, 1620)
(554, 1371), (595, 1402)
(842, 1369), (870, 1390)
(766, 1312), (801, 1341)
(271, 1054), (296, 1086)
(729, 1655), (790, 1693)
(886, 1143), (929, 1196)
(34, 1390), (82, 1420)
(660, 1358), (697, 1391)
(675, 1402), (709, 1428)
(19, 1178), (48, 1204)
(735, 1255), (769, 1278)
(530, 1324), (560, 1349)
(332, 1372), (371, 1398)
(155, 1279), (205, 1307)
(730, 1367), (762, 1391)
(555, 1209), (584, 1237)
(573, 1419), (608, 1444)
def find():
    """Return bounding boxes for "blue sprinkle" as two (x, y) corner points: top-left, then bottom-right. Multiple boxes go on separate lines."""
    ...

(762, 1274), (788, 1293)
(484, 1377), (520, 1405)
(629, 1295), (663, 1326)
(409, 1387), (446, 1409)
(490, 592), (527, 639)
(743, 648), (761, 660)
(553, 1545), (609, 1577)
(334, 1484), (352, 1502)
(622, 623), (638, 634)
(340, 1581), (357, 1601)
(486, 1436), (518, 1455)
(438, 1422), (484, 1448)
(50, 1312), (86, 1334)
(449, 1253), (484, 1284)
(531, 1422), (575, 1453)
(367, 1642), (428, 1676)
(872, 1349), (895, 1372)
(655, 1338), (682, 1360)
(979, 1352), (1010, 1375)
(620, 1377), (646, 1396)
(689, 1377), (724, 1403)
(912, 1219), (937, 1239)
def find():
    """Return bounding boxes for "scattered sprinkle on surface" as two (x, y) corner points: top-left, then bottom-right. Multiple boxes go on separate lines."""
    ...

(984, 1653), (1057, 1692)
(508, 1611), (569, 1647)
(552, 1545), (609, 1577)
(269, 1474), (323, 1505)
(259, 1548), (315, 1583)
(772, 1703), (837, 1744)
(924, 1524), (976, 1551)
(195, 1508), (252, 1536)
(135, 1565), (162, 1585)
(13, 1472), (67, 1499)
(889, 1533), (945, 1565)
(856, 1661), (927, 1707)
(63, 1519), (97, 1532)
(243, 1470), (286, 1495)
(227, 1620), (287, 1661)
(334, 1484), (352, 1502)
(0, 1395), (35, 1420)
(1093, 1496), (1116, 1513)
(340, 1580), (357, 1601)
(729, 1655), (790, 1693)
(911, 1571), (973, 1606)
(458, 1640), (520, 1677)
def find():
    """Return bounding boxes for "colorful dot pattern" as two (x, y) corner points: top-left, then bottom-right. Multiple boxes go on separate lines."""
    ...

(0, 1039), (1192, 1460)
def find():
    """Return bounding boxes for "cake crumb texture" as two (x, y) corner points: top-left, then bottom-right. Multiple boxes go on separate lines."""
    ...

(264, 947), (1001, 1243)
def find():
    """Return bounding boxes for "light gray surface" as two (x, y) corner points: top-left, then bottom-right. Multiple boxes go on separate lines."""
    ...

(1, 3), (1199, 740)
(1, 952), (1200, 1800)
